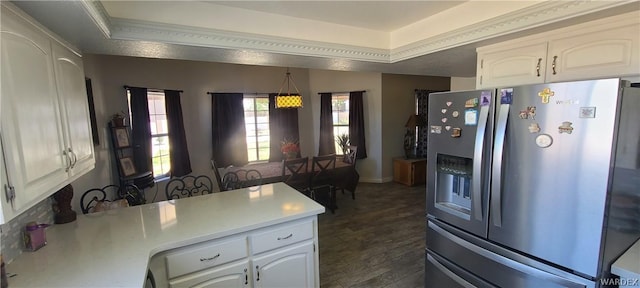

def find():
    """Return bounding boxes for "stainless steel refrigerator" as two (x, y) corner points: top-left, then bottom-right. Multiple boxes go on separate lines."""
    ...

(425, 78), (640, 288)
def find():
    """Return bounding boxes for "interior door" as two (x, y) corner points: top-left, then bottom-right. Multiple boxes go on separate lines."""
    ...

(427, 90), (494, 238)
(488, 78), (621, 277)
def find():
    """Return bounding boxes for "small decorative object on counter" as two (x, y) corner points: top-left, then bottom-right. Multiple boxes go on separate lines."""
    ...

(52, 184), (77, 224)
(23, 222), (49, 251)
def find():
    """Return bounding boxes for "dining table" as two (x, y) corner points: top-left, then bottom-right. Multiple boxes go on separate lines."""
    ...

(224, 156), (359, 193)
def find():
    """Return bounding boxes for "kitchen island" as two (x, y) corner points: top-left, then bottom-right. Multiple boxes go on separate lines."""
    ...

(5, 182), (324, 287)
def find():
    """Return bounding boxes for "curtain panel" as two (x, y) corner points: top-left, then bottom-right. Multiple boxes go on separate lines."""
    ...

(318, 93), (335, 155)
(165, 90), (192, 177)
(349, 91), (367, 159)
(129, 87), (153, 173)
(415, 89), (447, 158)
(211, 93), (248, 167)
(268, 93), (301, 162)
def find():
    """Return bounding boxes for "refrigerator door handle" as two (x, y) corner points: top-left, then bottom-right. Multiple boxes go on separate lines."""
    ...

(426, 253), (477, 288)
(491, 104), (510, 227)
(472, 105), (489, 221)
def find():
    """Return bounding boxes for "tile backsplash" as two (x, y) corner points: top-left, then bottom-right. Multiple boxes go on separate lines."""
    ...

(0, 197), (54, 264)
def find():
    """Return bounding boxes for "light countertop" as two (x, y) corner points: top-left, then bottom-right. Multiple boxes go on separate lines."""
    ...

(612, 238), (640, 281)
(5, 182), (324, 287)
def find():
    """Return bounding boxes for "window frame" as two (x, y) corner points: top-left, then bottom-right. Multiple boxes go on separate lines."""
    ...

(127, 90), (172, 180)
(331, 93), (350, 155)
(243, 94), (270, 163)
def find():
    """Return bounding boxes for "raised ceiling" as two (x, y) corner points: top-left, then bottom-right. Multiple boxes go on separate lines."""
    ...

(10, 0), (640, 77)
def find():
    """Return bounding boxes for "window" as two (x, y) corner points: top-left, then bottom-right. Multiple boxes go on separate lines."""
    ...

(332, 93), (349, 155)
(127, 90), (171, 178)
(243, 94), (270, 162)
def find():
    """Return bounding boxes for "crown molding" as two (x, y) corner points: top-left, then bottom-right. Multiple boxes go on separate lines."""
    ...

(104, 0), (637, 64)
(390, 0), (638, 62)
(79, 0), (112, 38)
(110, 18), (390, 63)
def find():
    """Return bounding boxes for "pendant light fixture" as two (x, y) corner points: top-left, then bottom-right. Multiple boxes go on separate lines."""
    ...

(275, 68), (303, 108)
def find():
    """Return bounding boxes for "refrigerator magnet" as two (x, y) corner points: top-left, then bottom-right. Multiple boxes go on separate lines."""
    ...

(464, 109), (477, 125)
(430, 125), (442, 134)
(558, 121), (574, 134)
(452, 111), (459, 118)
(451, 128), (462, 138)
(441, 108), (447, 114)
(518, 106), (536, 120)
(500, 88), (513, 104)
(579, 107), (596, 118)
(445, 125), (452, 131)
(528, 123), (541, 133)
(535, 134), (553, 148)
(464, 98), (478, 108)
(480, 91), (491, 106)
(538, 88), (555, 104)
(446, 101), (452, 107)
(442, 117), (448, 123)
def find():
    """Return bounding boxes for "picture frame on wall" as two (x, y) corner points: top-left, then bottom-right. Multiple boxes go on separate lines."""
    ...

(114, 127), (130, 148)
(119, 157), (136, 177)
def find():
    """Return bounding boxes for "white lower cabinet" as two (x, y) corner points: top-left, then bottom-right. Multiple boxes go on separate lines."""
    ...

(252, 242), (315, 288)
(169, 260), (250, 288)
(149, 217), (319, 288)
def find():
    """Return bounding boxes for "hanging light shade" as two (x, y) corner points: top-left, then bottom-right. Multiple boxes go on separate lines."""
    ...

(275, 68), (303, 108)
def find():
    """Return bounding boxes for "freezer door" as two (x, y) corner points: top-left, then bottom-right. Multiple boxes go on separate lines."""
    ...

(427, 90), (493, 238)
(426, 251), (495, 288)
(427, 219), (596, 288)
(489, 78), (621, 277)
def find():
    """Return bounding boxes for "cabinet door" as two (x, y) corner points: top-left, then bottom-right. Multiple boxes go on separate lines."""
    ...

(169, 260), (249, 288)
(253, 242), (315, 288)
(51, 43), (95, 177)
(0, 12), (68, 213)
(546, 24), (640, 83)
(476, 42), (547, 88)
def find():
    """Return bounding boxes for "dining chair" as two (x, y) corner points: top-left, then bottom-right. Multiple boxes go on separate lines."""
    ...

(210, 159), (225, 192)
(282, 157), (311, 196)
(80, 184), (142, 214)
(165, 175), (214, 200)
(337, 145), (358, 199)
(311, 154), (337, 213)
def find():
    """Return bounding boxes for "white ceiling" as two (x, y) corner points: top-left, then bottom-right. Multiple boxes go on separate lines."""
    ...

(9, 1), (640, 77)
(206, 1), (467, 32)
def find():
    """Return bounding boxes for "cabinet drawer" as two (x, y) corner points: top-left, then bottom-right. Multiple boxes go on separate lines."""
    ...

(165, 236), (247, 279)
(251, 221), (313, 254)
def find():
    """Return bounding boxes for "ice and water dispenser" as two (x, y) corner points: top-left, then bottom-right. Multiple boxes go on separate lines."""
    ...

(435, 154), (473, 219)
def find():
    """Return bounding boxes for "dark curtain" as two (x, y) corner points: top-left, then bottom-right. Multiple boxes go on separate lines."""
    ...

(349, 91), (367, 159)
(211, 93), (248, 167)
(415, 89), (446, 158)
(318, 93), (335, 155)
(165, 90), (192, 177)
(129, 87), (152, 173)
(268, 93), (300, 162)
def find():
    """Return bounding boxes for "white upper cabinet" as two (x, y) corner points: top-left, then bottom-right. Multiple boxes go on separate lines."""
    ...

(477, 11), (640, 88)
(476, 42), (548, 88)
(0, 3), (94, 223)
(52, 43), (95, 177)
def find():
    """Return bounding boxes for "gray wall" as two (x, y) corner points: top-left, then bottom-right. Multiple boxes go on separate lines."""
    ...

(70, 54), (449, 212)
(381, 73), (450, 181)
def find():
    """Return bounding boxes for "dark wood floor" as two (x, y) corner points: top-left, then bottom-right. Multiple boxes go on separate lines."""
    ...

(318, 182), (426, 288)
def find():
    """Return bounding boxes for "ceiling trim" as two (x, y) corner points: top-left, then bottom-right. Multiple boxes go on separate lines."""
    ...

(390, 0), (638, 62)
(100, 0), (636, 64)
(110, 18), (391, 62)
(79, 0), (111, 38)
